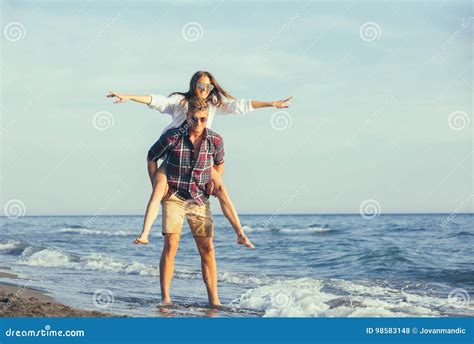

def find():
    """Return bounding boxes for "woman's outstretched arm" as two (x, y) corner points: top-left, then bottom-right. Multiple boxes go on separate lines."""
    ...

(216, 96), (293, 116)
(106, 92), (152, 105)
(251, 96), (293, 109)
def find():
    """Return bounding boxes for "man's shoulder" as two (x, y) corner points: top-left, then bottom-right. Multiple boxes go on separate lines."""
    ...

(162, 125), (185, 140)
(206, 129), (224, 145)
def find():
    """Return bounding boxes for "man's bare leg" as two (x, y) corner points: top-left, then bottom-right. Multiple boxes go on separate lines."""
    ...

(194, 236), (221, 307)
(211, 169), (254, 249)
(134, 161), (169, 244)
(160, 233), (180, 305)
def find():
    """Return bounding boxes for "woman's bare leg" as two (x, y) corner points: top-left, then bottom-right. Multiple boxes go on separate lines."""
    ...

(134, 160), (169, 245)
(211, 169), (254, 249)
(147, 159), (158, 188)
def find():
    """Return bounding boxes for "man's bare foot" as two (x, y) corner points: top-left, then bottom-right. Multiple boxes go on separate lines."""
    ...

(236, 230), (255, 249)
(133, 237), (149, 245)
(210, 302), (223, 309)
(159, 299), (173, 306)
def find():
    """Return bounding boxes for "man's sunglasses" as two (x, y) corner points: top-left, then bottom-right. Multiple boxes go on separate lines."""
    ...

(191, 115), (208, 124)
(197, 82), (215, 92)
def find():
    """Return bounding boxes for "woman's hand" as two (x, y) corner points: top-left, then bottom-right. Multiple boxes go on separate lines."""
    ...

(206, 180), (216, 197)
(106, 91), (131, 104)
(272, 96), (293, 109)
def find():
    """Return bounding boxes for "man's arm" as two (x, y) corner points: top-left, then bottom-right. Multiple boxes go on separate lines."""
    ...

(147, 129), (180, 162)
(206, 134), (225, 195)
(212, 163), (224, 176)
(212, 134), (225, 167)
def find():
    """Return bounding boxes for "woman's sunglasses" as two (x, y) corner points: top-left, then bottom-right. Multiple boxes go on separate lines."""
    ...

(197, 82), (215, 92)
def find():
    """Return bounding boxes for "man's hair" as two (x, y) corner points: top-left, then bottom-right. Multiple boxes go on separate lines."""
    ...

(188, 96), (209, 113)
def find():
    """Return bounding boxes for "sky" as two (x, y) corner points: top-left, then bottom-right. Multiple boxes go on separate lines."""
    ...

(1, 0), (472, 215)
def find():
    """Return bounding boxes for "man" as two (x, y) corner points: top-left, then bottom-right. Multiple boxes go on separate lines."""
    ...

(146, 96), (225, 307)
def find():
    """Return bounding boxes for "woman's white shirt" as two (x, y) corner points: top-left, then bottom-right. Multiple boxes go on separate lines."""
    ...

(148, 94), (255, 133)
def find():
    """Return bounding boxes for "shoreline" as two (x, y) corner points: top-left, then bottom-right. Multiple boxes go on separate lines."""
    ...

(0, 269), (120, 317)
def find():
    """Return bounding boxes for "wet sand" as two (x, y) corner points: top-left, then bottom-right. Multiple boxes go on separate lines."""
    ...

(0, 269), (119, 317)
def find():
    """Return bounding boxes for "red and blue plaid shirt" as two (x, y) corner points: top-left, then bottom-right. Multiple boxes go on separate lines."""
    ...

(147, 121), (225, 205)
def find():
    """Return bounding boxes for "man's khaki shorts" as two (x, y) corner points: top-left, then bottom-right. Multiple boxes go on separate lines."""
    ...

(161, 193), (214, 237)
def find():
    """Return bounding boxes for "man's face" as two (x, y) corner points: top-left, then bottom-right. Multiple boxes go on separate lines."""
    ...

(188, 109), (208, 134)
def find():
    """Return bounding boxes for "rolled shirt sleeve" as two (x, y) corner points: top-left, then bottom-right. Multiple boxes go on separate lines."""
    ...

(212, 135), (225, 165)
(215, 99), (254, 116)
(147, 94), (182, 115)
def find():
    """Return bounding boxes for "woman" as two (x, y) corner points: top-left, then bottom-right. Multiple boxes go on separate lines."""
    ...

(107, 71), (292, 249)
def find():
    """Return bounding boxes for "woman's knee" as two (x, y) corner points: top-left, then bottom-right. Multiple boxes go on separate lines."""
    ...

(212, 179), (226, 197)
(152, 172), (168, 194)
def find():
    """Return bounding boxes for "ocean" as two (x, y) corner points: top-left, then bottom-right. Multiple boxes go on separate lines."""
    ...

(0, 214), (472, 317)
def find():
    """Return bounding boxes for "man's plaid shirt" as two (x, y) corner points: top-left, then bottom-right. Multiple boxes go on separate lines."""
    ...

(147, 121), (225, 205)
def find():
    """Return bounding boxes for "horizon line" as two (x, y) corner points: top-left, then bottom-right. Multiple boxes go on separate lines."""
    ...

(1, 212), (473, 218)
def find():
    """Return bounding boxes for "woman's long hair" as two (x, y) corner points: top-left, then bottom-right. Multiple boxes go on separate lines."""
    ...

(169, 71), (235, 107)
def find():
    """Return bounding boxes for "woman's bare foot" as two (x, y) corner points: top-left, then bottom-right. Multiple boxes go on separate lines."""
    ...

(236, 229), (255, 249)
(133, 236), (149, 245)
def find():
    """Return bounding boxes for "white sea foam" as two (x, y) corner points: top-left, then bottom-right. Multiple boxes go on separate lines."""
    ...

(20, 248), (73, 268)
(58, 228), (135, 237)
(16, 250), (201, 280)
(279, 227), (333, 234)
(0, 240), (22, 252)
(81, 253), (158, 275)
(219, 271), (274, 286)
(241, 225), (271, 233)
(242, 225), (333, 234)
(15, 246), (273, 286)
(230, 278), (472, 317)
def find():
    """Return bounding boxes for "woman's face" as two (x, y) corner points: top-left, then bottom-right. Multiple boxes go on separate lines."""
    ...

(195, 75), (214, 99)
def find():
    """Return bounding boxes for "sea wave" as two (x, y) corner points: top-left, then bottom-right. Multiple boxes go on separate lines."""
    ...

(12, 243), (275, 286)
(16, 248), (201, 280)
(242, 225), (334, 234)
(230, 278), (474, 317)
(0, 240), (22, 252)
(58, 227), (136, 237)
(20, 248), (74, 268)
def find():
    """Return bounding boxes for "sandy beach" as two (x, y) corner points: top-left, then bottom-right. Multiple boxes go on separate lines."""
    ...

(0, 269), (117, 317)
